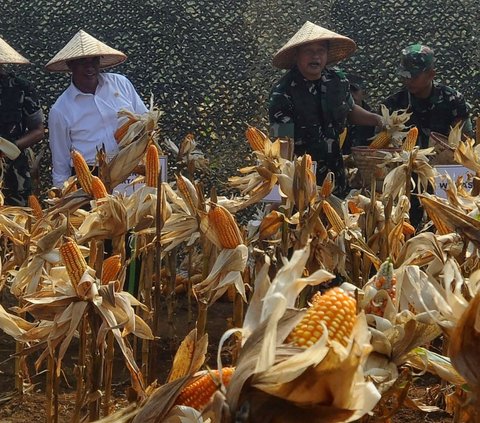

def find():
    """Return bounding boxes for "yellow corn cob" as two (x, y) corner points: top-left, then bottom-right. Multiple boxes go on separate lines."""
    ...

(175, 367), (235, 411)
(339, 127), (348, 149)
(322, 201), (346, 233)
(69, 214), (85, 228)
(145, 144), (160, 187)
(287, 287), (357, 348)
(60, 237), (88, 289)
(28, 194), (43, 219)
(320, 172), (334, 198)
(71, 150), (93, 196)
(420, 198), (453, 235)
(101, 255), (122, 284)
(208, 203), (243, 249)
(245, 126), (268, 151)
(91, 176), (108, 199)
(402, 126), (418, 151)
(365, 258), (396, 317)
(114, 115), (138, 143)
(369, 130), (391, 149)
(402, 221), (415, 235)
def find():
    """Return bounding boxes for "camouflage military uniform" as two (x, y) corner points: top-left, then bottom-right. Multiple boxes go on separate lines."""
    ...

(269, 66), (354, 196)
(383, 44), (471, 148)
(0, 72), (42, 206)
(383, 83), (470, 148)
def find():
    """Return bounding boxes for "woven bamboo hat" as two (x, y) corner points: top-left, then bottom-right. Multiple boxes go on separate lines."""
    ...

(273, 21), (356, 69)
(0, 37), (30, 65)
(45, 29), (127, 72)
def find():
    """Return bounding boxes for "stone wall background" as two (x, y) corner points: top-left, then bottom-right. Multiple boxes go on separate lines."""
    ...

(2, 0), (479, 192)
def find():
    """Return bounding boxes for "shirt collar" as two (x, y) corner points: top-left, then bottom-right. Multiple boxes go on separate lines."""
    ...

(67, 73), (105, 99)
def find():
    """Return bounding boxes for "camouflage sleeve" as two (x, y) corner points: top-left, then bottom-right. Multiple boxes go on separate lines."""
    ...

(268, 81), (294, 124)
(448, 88), (472, 135)
(21, 79), (43, 128)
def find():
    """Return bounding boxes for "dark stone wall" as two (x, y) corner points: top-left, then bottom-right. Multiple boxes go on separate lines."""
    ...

(2, 0), (479, 191)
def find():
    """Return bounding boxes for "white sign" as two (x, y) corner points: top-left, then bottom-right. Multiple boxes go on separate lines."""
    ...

(113, 155), (168, 195)
(434, 164), (473, 199)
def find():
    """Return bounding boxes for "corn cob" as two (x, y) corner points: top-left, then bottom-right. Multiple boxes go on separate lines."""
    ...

(322, 201), (346, 233)
(60, 237), (88, 289)
(287, 287), (357, 348)
(71, 150), (93, 196)
(369, 130), (391, 149)
(402, 126), (419, 151)
(402, 221), (415, 235)
(28, 194), (43, 219)
(420, 197), (453, 235)
(339, 127), (348, 149)
(208, 203), (243, 249)
(175, 367), (235, 411)
(320, 172), (334, 198)
(145, 144), (160, 187)
(91, 176), (108, 199)
(365, 258), (396, 317)
(245, 126), (269, 152)
(101, 255), (122, 284)
(114, 116), (138, 143)
(69, 214), (85, 229)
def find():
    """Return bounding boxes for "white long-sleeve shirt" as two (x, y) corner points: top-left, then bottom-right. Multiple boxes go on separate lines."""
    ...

(48, 72), (148, 187)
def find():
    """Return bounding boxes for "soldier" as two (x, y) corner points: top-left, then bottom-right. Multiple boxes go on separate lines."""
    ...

(269, 21), (384, 197)
(0, 37), (44, 206)
(383, 44), (472, 148)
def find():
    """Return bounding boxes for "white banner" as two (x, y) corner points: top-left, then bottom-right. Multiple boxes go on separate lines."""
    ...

(434, 164), (473, 199)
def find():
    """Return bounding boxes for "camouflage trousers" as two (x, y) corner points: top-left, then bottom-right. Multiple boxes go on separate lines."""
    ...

(2, 152), (32, 206)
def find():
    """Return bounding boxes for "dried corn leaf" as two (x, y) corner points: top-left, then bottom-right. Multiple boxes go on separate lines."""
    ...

(167, 329), (208, 383)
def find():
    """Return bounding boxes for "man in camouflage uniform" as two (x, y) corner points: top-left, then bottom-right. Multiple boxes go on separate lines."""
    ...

(383, 44), (471, 148)
(269, 21), (384, 196)
(0, 37), (44, 206)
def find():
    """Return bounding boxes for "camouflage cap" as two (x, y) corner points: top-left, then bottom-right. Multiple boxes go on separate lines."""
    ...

(397, 44), (434, 78)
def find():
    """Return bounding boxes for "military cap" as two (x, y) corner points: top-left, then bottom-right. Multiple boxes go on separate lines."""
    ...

(397, 44), (434, 78)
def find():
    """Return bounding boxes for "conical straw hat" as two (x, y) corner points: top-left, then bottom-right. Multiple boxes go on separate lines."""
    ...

(45, 30), (127, 72)
(0, 37), (30, 65)
(272, 21), (356, 69)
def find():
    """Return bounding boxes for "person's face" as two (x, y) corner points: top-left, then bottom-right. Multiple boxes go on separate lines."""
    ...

(296, 41), (328, 80)
(68, 56), (100, 91)
(402, 68), (435, 97)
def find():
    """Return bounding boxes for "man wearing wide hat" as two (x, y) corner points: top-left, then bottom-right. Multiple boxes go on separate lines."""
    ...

(269, 21), (383, 196)
(46, 30), (148, 188)
(0, 37), (44, 206)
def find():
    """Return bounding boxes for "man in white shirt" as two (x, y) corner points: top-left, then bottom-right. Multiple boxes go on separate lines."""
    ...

(46, 30), (148, 188)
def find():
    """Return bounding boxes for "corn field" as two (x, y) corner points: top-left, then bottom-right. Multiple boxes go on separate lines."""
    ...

(1, 106), (480, 423)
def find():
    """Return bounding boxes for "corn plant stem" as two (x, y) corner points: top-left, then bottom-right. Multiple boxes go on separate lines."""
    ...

(149, 172), (164, 382)
(73, 316), (87, 423)
(166, 251), (177, 342)
(16, 217), (31, 393)
(103, 331), (115, 417)
(88, 306), (103, 421)
(187, 250), (193, 326)
(138, 253), (150, 381)
(14, 307), (24, 393)
(45, 353), (57, 423)
(231, 292), (244, 364)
